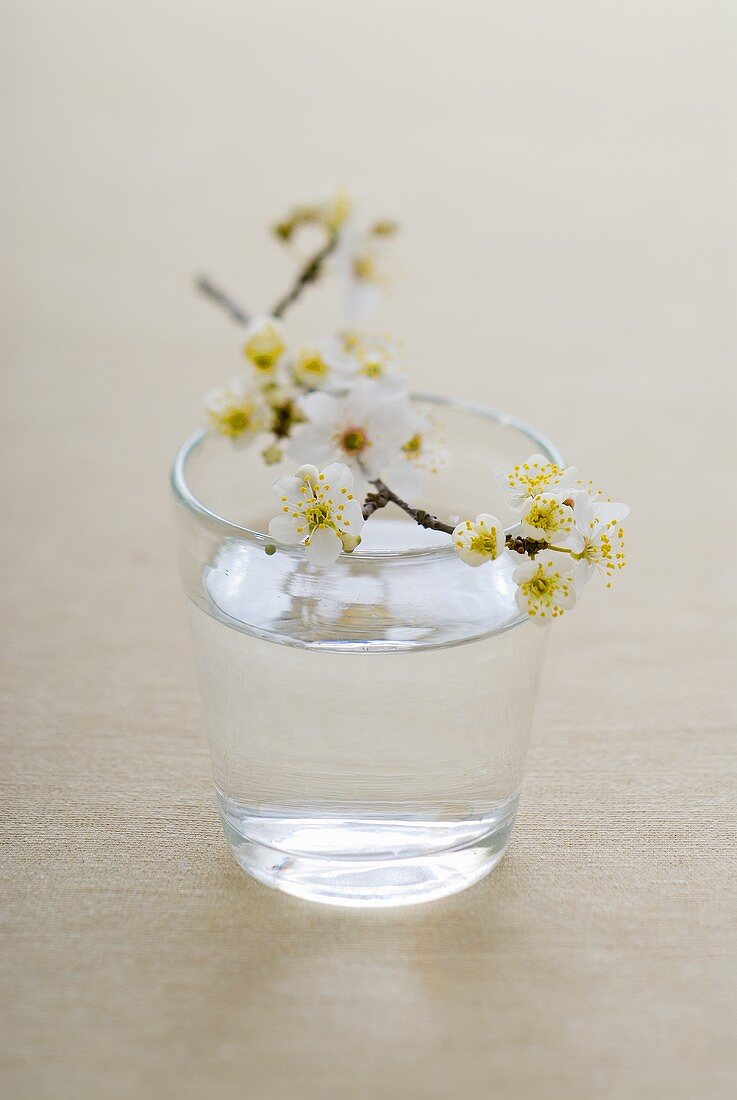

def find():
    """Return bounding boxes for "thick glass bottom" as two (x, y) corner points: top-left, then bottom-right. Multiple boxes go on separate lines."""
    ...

(218, 793), (519, 908)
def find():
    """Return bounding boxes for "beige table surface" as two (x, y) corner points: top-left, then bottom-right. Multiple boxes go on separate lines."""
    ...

(2, 3), (736, 1097)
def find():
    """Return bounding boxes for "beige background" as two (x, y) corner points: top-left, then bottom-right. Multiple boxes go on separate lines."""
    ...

(2, 2), (736, 1097)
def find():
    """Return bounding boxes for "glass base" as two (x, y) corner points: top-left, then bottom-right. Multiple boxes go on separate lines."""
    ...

(218, 796), (518, 908)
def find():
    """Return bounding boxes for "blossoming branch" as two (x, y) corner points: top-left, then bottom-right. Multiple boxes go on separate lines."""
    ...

(197, 188), (628, 625)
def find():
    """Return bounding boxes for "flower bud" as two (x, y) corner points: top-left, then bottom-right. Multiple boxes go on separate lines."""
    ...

(339, 533), (362, 554)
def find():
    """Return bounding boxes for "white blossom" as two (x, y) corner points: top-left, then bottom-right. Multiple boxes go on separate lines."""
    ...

(519, 493), (580, 547)
(204, 378), (268, 446)
(291, 346), (334, 390)
(332, 219), (398, 323)
(242, 316), (287, 379)
(494, 453), (578, 512)
(268, 462), (365, 565)
(196, 188), (635, 627)
(289, 384), (417, 498)
(384, 406), (449, 500)
(322, 329), (363, 367)
(353, 339), (406, 395)
(572, 494), (629, 590)
(513, 552), (577, 625)
(453, 514), (506, 567)
(322, 331), (408, 397)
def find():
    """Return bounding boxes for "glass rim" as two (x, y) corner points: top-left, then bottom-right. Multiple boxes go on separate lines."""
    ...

(170, 391), (566, 562)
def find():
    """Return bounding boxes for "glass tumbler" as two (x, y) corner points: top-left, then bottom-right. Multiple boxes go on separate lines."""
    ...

(171, 395), (562, 907)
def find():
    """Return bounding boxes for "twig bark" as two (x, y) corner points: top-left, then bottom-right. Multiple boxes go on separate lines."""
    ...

(197, 228), (339, 326)
(363, 479), (456, 534)
(271, 232), (339, 318)
(195, 276), (250, 326)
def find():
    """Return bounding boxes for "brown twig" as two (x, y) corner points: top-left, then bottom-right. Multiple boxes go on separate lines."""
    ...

(271, 231), (339, 319)
(504, 534), (549, 557)
(197, 226), (339, 326)
(195, 276), (250, 326)
(363, 481), (548, 556)
(363, 479), (456, 534)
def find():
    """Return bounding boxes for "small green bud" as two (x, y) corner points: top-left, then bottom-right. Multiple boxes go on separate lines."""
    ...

(370, 219), (399, 237)
(264, 544), (277, 556)
(273, 220), (294, 241)
(340, 533), (362, 554)
(262, 442), (283, 465)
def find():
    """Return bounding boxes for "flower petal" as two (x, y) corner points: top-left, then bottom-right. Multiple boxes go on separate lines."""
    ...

(344, 382), (379, 421)
(300, 391), (341, 429)
(321, 462), (354, 496)
(268, 516), (303, 544)
(271, 474), (304, 504)
(306, 527), (343, 565)
(338, 498), (365, 532)
(288, 427), (336, 468)
(574, 559), (592, 592)
(512, 559), (537, 584)
(345, 281), (381, 323)
(294, 464), (320, 482)
(348, 466), (370, 502)
(367, 397), (417, 450)
(592, 501), (629, 524)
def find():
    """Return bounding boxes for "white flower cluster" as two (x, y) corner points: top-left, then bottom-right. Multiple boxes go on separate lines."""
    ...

(204, 195), (449, 502)
(205, 315), (447, 496)
(452, 455), (628, 625)
(268, 463), (365, 565)
(201, 189), (629, 621)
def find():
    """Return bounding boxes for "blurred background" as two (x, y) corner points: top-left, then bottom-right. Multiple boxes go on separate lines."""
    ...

(2, 2), (735, 1098)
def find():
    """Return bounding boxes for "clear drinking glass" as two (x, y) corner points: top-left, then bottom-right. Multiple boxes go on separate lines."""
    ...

(172, 396), (563, 907)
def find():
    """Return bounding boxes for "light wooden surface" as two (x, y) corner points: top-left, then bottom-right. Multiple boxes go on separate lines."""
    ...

(2, 3), (736, 1097)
